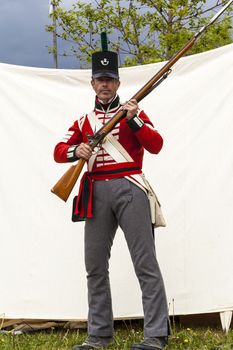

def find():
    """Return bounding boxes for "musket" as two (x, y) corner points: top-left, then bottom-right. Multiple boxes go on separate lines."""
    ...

(51, 0), (233, 202)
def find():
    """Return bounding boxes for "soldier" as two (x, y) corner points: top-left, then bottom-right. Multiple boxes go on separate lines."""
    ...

(54, 45), (170, 350)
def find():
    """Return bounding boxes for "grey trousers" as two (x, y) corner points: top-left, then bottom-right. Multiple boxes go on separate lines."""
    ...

(84, 178), (169, 338)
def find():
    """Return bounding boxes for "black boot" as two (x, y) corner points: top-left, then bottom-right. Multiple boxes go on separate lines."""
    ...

(72, 335), (113, 349)
(131, 336), (168, 350)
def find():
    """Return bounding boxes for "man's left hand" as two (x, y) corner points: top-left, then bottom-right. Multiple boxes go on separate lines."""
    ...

(123, 99), (138, 119)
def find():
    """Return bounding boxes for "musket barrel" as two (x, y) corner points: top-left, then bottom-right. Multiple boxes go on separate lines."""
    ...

(195, 0), (233, 38)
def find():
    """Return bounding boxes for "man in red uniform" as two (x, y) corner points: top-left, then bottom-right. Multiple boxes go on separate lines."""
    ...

(54, 50), (169, 350)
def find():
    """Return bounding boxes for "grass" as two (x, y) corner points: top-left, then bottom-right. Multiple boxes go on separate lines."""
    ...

(0, 321), (233, 349)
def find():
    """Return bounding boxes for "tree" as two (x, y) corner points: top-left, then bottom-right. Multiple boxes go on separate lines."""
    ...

(46, 0), (233, 67)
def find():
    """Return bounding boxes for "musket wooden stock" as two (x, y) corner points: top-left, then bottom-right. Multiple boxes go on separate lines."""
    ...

(51, 158), (85, 202)
(51, 0), (233, 202)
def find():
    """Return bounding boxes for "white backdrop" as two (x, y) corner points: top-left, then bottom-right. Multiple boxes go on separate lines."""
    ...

(0, 44), (233, 321)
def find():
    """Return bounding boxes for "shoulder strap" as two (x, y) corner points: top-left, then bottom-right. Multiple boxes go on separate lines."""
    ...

(77, 114), (87, 132)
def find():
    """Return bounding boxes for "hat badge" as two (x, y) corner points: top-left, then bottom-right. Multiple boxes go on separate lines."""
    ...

(101, 58), (109, 66)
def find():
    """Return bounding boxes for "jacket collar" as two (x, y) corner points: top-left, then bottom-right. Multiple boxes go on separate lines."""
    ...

(95, 94), (120, 113)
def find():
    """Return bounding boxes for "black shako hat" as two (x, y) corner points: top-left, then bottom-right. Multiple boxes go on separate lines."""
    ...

(92, 33), (119, 80)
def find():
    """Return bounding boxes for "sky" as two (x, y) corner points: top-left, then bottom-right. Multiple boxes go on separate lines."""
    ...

(0, 0), (77, 69)
(0, 0), (232, 70)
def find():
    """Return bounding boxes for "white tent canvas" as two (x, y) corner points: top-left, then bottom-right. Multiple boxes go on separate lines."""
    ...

(0, 44), (233, 321)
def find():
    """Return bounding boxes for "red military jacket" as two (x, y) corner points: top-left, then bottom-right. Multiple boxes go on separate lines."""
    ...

(54, 95), (163, 219)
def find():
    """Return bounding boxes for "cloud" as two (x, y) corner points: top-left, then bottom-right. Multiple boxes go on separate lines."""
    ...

(0, 0), (78, 68)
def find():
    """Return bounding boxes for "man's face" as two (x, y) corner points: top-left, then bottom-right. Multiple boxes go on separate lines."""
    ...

(91, 77), (120, 102)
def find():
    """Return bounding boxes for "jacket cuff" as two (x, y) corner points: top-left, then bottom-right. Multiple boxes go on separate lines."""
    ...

(67, 145), (79, 162)
(126, 115), (145, 132)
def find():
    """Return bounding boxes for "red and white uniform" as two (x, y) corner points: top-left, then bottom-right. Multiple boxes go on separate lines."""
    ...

(54, 95), (163, 219)
(54, 95), (163, 170)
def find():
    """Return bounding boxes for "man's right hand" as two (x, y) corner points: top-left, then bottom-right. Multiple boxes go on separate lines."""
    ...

(75, 143), (92, 160)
